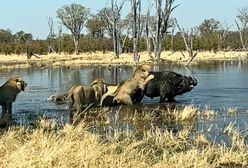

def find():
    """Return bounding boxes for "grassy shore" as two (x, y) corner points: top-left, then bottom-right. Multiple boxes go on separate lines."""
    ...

(0, 51), (247, 70)
(0, 105), (247, 168)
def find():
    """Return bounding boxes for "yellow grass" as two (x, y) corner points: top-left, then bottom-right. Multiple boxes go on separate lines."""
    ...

(0, 51), (247, 70)
(226, 107), (238, 114)
(0, 105), (247, 167)
(0, 116), (247, 168)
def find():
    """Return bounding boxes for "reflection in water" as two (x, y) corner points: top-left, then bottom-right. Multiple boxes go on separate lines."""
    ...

(0, 61), (248, 144)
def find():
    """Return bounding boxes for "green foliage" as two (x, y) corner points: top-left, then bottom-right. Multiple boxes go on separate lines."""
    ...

(57, 3), (90, 54)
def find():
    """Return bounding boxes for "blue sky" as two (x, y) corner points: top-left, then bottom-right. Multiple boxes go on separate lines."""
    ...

(0, 0), (247, 39)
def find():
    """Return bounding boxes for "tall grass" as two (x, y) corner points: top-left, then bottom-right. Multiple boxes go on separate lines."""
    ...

(0, 105), (247, 168)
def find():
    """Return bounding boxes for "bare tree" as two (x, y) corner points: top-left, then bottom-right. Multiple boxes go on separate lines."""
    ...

(131, 0), (141, 63)
(170, 18), (176, 51)
(145, 7), (152, 56)
(57, 24), (63, 54)
(47, 17), (56, 53)
(235, 6), (248, 50)
(218, 22), (232, 51)
(57, 3), (90, 54)
(152, 0), (178, 61)
(175, 18), (198, 67)
(144, 1), (155, 57)
(105, 0), (125, 58)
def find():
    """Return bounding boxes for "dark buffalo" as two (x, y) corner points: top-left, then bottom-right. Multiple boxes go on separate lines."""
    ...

(134, 71), (197, 103)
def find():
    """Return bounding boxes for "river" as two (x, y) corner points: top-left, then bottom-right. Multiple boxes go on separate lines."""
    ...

(0, 61), (248, 143)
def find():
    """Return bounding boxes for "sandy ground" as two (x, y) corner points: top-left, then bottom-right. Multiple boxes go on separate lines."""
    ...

(0, 51), (247, 70)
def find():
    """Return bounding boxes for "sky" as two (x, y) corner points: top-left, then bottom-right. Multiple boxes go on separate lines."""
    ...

(0, 0), (247, 39)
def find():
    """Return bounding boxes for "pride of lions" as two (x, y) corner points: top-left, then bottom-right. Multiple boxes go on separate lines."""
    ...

(0, 65), (197, 125)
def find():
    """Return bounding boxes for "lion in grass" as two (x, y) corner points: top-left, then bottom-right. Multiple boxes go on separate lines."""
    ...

(67, 79), (108, 124)
(101, 66), (154, 106)
(0, 77), (27, 121)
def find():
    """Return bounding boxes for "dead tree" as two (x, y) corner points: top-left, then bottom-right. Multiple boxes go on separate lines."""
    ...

(47, 17), (56, 53)
(235, 20), (247, 50)
(170, 18), (176, 51)
(57, 24), (63, 54)
(235, 7), (248, 51)
(131, 0), (141, 64)
(152, 0), (178, 61)
(175, 18), (198, 67)
(218, 22), (232, 51)
(105, 0), (125, 58)
(145, 4), (152, 57)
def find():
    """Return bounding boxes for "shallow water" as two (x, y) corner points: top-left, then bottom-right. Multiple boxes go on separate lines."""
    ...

(0, 61), (248, 142)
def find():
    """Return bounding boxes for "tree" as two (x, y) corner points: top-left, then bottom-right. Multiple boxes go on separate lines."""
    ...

(56, 3), (90, 54)
(0, 29), (12, 44)
(144, 1), (155, 56)
(57, 24), (63, 54)
(13, 31), (32, 44)
(235, 6), (248, 50)
(105, 0), (125, 58)
(218, 22), (232, 51)
(152, 0), (178, 61)
(131, 0), (141, 63)
(198, 18), (220, 51)
(86, 14), (105, 38)
(175, 18), (198, 67)
(97, 8), (113, 37)
(47, 17), (56, 53)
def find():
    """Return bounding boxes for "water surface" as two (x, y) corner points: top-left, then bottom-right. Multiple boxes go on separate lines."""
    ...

(0, 61), (248, 143)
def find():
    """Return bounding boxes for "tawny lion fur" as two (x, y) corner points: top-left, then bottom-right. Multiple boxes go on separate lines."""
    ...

(67, 78), (108, 124)
(0, 77), (27, 120)
(101, 66), (154, 106)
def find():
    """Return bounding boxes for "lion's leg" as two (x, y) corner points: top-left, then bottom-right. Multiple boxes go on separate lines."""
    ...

(139, 74), (154, 90)
(73, 94), (83, 124)
(67, 97), (75, 124)
(1, 105), (7, 118)
(5, 103), (12, 121)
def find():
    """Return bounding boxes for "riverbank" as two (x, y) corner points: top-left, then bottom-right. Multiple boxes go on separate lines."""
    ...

(0, 51), (247, 70)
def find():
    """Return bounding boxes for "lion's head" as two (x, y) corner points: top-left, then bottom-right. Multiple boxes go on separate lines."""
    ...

(133, 66), (150, 80)
(5, 77), (28, 92)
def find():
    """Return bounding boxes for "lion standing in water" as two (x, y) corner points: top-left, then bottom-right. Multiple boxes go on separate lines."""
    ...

(101, 66), (154, 106)
(0, 77), (27, 121)
(67, 79), (108, 124)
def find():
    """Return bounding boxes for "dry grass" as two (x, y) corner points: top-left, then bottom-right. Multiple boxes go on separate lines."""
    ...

(0, 51), (247, 70)
(0, 105), (247, 167)
(165, 104), (198, 122)
(226, 107), (238, 114)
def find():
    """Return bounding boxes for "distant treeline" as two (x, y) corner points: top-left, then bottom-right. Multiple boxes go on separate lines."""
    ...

(0, 17), (247, 56)
(0, 28), (244, 56)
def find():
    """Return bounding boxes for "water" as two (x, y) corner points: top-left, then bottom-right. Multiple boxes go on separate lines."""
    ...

(0, 61), (248, 142)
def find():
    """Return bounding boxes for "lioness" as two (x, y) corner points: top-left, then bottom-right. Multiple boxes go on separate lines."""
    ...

(0, 77), (27, 120)
(67, 79), (108, 124)
(101, 66), (154, 106)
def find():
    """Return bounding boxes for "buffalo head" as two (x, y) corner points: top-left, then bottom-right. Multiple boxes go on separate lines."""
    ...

(134, 71), (197, 103)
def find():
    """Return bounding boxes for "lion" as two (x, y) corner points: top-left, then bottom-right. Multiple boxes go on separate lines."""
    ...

(67, 78), (108, 124)
(101, 66), (154, 106)
(0, 77), (27, 120)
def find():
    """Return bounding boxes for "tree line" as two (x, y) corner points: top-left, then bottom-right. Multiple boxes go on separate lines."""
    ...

(0, 1), (247, 62)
